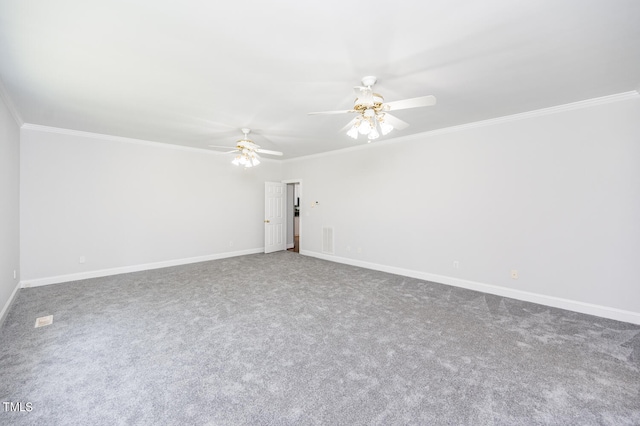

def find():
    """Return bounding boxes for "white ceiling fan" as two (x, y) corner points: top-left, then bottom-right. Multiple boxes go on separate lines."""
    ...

(308, 76), (436, 141)
(208, 128), (283, 168)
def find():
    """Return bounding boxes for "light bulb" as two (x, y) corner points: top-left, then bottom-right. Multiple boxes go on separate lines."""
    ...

(346, 125), (359, 139)
(232, 157), (241, 166)
(368, 127), (380, 140)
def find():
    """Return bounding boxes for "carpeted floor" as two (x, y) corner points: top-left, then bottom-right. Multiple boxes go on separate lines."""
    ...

(1, 251), (639, 425)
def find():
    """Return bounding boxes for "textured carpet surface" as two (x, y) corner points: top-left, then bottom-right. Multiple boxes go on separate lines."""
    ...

(1, 252), (639, 425)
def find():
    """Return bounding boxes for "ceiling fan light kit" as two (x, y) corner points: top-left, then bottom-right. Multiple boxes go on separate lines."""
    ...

(309, 75), (436, 142)
(348, 110), (389, 142)
(208, 128), (283, 168)
(231, 148), (261, 168)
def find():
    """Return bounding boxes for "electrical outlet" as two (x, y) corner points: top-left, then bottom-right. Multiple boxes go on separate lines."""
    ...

(357, 247), (362, 253)
(79, 256), (86, 264)
(453, 261), (460, 269)
(511, 270), (519, 279)
(13, 270), (17, 279)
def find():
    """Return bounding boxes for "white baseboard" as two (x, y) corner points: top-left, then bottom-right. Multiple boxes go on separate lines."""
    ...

(0, 280), (22, 327)
(21, 248), (264, 288)
(301, 250), (640, 325)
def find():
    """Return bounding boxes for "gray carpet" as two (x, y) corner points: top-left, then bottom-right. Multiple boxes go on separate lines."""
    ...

(1, 251), (639, 425)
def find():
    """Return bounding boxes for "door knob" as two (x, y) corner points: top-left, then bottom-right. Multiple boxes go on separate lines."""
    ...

(264, 219), (270, 223)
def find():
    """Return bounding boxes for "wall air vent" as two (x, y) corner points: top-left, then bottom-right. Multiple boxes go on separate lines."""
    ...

(322, 227), (334, 254)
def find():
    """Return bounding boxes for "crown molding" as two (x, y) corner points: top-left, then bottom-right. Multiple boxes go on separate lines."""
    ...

(20, 123), (282, 164)
(284, 90), (640, 163)
(20, 123), (218, 154)
(19, 123), (282, 165)
(17, 89), (640, 163)
(0, 76), (24, 127)
(420, 90), (640, 138)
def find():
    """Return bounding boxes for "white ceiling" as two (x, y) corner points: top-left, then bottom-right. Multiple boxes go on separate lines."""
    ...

(1, 0), (639, 159)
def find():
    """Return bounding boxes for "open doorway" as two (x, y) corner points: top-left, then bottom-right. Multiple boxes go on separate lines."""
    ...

(285, 181), (301, 253)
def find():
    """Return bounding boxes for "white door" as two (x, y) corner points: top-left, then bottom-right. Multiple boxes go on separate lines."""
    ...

(264, 182), (286, 253)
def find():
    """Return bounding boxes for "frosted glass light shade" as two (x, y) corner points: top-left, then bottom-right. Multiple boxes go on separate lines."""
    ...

(358, 120), (372, 135)
(379, 120), (393, 135)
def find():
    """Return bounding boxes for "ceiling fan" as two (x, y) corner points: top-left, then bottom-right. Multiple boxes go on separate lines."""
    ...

(208, 128), (283, 168)
(308, 76), (436, 141)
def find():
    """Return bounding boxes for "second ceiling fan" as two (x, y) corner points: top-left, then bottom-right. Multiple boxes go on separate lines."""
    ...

(309, 76), (436, 141)
(209, 128), (283, 168)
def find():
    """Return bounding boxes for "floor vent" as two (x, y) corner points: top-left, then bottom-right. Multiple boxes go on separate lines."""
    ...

(35, 315), (53, 328)
(322, 227), (334, 254)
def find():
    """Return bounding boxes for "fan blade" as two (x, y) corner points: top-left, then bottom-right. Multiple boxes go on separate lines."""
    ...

(383, 113), (410, 130)
(308, 109), (356, 115)
(384, 95), (436, 111)
(208, 145), (239, 153)
(256, 149), (283, 156)
(339, 117), (358, 133)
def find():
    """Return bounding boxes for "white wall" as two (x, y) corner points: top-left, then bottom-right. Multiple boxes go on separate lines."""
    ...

(0, 91), (21, 322)
(283, 94), (640, 322)
(20, 127), (282, 284)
